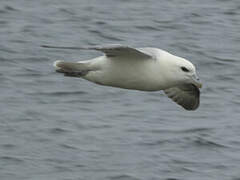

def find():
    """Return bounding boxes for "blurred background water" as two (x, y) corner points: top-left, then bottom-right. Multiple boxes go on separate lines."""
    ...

(1, 0), (240, 179)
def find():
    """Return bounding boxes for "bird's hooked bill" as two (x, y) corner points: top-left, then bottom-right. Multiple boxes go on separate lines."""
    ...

(192, 74), (202, 88)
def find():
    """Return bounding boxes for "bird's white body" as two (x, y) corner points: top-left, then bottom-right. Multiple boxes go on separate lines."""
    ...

(84, 54), (166, 91)
(65, 48), (192, 91)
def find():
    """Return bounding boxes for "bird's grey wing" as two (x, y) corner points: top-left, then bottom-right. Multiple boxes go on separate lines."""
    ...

(86, 44), (153, 59)
(42, 44), (153, 59)
(164, 84), (200, 110)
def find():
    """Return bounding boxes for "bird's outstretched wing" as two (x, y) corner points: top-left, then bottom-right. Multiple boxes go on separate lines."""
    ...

(164, 84), (200, 110)
(42, 44), (152, 59)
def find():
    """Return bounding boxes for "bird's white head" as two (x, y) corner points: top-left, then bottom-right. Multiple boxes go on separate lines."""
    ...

(164, 55), (202, 89)
(175, 58), (202, 88)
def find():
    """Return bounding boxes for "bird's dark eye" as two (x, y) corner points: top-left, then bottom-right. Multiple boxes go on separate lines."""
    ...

(181, 66), (190, 72)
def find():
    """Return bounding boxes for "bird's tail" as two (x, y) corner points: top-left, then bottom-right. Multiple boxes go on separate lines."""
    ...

(53, 60), (90, 77)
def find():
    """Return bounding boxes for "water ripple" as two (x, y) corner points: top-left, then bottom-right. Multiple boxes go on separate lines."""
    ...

(0, 156), (24, 164)
(47, 127), (72, 135)
(109, 174), (140, 180)
(188, 137), (228, 149)
(33, 91), (88, 97)
(0, 5), (18, 14)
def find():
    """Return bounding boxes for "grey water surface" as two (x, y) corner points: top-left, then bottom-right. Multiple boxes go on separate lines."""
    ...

(1, 0), (240, 180)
